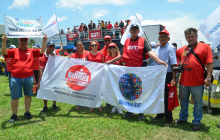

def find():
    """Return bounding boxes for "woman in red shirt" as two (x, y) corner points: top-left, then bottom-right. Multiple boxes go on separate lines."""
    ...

(87, 40), (104, 112)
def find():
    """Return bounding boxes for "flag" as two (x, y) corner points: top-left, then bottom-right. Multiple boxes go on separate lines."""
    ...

(37, 56), (106, 108)
(4, 15), (44, 38)
(103, 65), (167, 114)
(120, 14), (144, 45)
(179, 40), (182, 49)
(198, 6), (220, 49)
(44, 13), (59, 37)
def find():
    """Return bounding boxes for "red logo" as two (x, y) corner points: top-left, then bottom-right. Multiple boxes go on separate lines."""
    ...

(65, 65), (91, 91)
(206, 33), (210, 37)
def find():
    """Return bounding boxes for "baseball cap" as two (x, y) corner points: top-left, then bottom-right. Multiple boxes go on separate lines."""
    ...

(19, 38), (28, 40)
(159, 29), (170, 35)
(9, 45), (16, 49)
(150, 42), (156, 48)
(104, 35), (112, 40)
(130, 24), (139, 30)
(64, 52), (69, 56)
(47, 42), (55, 46)
(109, 43), (117, 48)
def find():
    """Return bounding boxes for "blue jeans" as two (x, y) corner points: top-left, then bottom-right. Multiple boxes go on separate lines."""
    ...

(179, 84), (204, 125)
(8, 72), (11, 90)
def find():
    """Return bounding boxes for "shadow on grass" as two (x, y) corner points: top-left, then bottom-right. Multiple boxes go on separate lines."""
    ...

(1, 115), (46, 130)
(4, 94), (11, 96)
(203, 106), (220, 116)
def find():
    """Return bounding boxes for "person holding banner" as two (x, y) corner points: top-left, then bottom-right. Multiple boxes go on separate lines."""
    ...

(87, 40), (104, 112)
(105, 43), (124, 114)
(37, 42), (60, 114)
(1, 33), (48, 123)
(151, 29), (177, 126)
(175, 28), (213, 131)
(106, 24), (167, 120)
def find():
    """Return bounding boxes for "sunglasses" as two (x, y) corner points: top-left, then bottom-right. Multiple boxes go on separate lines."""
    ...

(104, 40), (111, 42)
(19, 40), (28, 42)
(109, 46), (116, 49)
(91, 44), (98, 47)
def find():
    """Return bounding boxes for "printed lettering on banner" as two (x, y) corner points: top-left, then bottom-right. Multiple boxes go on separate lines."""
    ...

(67, 33), (78, 41)
(89, 30), (102, 39)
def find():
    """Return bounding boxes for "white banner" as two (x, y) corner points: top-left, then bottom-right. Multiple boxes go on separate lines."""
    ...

(198, 6), (220, 49)
(44, 13), (59, 37)
(104, 65), (167, 114)
(4, 15), (44, 38)
(37, 56), (106, 108)
(120, 14), (144, 45)
(49, 34), (67, 47)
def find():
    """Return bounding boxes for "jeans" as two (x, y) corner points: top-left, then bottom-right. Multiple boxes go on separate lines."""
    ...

(8, 72), (11, 90)
(179, 84), (204, 125)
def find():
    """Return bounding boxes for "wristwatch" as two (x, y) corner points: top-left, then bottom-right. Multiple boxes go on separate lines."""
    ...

(206, 78), (211, 81)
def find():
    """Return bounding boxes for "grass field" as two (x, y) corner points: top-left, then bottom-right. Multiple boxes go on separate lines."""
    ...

(0, 75), (219, 139)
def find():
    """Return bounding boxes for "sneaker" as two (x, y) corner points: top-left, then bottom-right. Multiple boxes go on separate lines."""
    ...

(193, 124), (200, 131)
(138, 114), (145, 121)
(24, 111), (33, 119)
(174, 118), (187, 124)
(152, 116), (164, 121)
(123, 112), (134, 118)
(41, 106), (47, 114)
(9, 114), (17, 123)
(111, 106), (117, 113)
(164, 120), (172, 126)
(52, 104), (59, 111)
(117, 108), (123, 114)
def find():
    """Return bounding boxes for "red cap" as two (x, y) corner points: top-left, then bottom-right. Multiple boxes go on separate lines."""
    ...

(109, 43), (117, 48)
(89, 40), (100, 50)
(64, 52), (68, 56)
(104, 35), (112, 40)
(19, 38), (28, 40)
(159, 29), (170, 35)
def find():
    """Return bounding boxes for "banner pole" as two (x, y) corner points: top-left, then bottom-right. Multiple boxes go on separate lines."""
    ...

(135, 14), (151, 46)
(55, 13), (62, 43)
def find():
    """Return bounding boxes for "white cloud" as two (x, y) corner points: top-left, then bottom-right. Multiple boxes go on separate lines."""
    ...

(129, 13), (143, 22)
(8, 0), (29, 9)
(93, 9), (109, 19)
(55, 0), (133, 8)
(167, 0), (181, 2)
(141, 15), (209, 48)
(57, 16), (68, 22)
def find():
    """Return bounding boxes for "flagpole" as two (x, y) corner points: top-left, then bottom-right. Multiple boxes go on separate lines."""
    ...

(55, 13), (62, 43)
(135, 14), (150, 46)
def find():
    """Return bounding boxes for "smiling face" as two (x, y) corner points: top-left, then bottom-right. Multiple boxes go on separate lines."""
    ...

(109, 46), (117, 55)
(18, 38), (28, 49)
(158, 33), (170, 46)
(46, 45), (55, 54)
(91, 41), (98, 51)
(104, 39), (111, 47)
(129, 27), (140, 38)
(76, 41), (84, 52)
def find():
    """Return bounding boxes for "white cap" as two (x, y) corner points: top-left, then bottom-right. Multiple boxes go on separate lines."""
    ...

(150, 42), (156, 48)
(9, 45), (16, 49)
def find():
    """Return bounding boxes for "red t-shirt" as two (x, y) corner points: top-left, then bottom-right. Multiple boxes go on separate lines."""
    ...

(122, 37), (145, 67)
(39, 51), (60, 70)
(33, 49), (41, 70)
(55, 49), (60, 55)
(107, 24), (113, 29)
(176, 43), (213, 86)
(87, 51), (103, 63)
(145, 53), (149, 60)
(105, 55), (123, 65)
(7, 47), (42, 78)
(4, 55), (13, 72)
(101, 46), (108, 59)
(70, 51), (88, 60)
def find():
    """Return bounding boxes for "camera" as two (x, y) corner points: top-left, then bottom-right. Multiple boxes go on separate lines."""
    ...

(173, 64), (184, 73)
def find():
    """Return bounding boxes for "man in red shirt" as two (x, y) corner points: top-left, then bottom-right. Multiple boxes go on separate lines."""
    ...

(101, 35), (112, 59)
(174, 28), (213, 131)
(37, 42), (60, 114)
(1, 33), (47, 123)
(106, 24), (167, 120)
(106, 21), (113, 30)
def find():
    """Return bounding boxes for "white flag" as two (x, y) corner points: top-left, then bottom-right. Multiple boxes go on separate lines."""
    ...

(104, 65), (167, 114)
(44, 13), (59, 37)
(37, 56), (106, 108)
(198, 6), (220, 49)
(120, 14), (144, 45)
(4, 15), (44, 38)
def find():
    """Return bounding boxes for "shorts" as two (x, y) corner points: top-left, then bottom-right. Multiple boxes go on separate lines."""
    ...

(11, 76), (34, 99)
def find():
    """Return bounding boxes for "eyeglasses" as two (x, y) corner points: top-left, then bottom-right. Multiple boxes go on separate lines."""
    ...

(19, 40), (28, 42)
(159, 36), (168, 39)
(131, 29), (139, 31)
(109, 46), (116, 49)
(104, 40), (111, 42)
(91, 44), (98, 47)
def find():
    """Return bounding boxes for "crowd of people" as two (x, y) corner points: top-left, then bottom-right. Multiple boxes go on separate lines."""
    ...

(60, 19), (130, 34)
(1, 23), (218, 131)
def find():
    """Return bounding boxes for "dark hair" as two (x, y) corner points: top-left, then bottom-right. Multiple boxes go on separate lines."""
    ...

(172, 43), (177, 47)
(184, 27), (198, 37)
(74, 39), (84, 46)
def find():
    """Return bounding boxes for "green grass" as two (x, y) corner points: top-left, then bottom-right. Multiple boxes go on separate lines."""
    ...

(0, 75), (219, 139)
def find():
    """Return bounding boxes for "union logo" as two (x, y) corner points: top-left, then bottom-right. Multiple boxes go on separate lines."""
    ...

(206, 33), (210, 37)
(65, 65), (91, 91)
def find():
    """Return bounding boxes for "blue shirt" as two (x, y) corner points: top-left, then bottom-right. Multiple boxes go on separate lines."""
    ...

(146, 48), (156, 66)
(153, 42), (177, 72)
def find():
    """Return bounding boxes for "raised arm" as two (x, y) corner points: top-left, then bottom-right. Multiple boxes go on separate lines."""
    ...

(1, 34), (8, 55)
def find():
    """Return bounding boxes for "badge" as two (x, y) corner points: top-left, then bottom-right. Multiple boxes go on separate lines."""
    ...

(183, 51), (187, 56)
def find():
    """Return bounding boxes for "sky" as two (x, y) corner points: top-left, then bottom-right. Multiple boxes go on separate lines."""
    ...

(0, 0), (220, 48)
